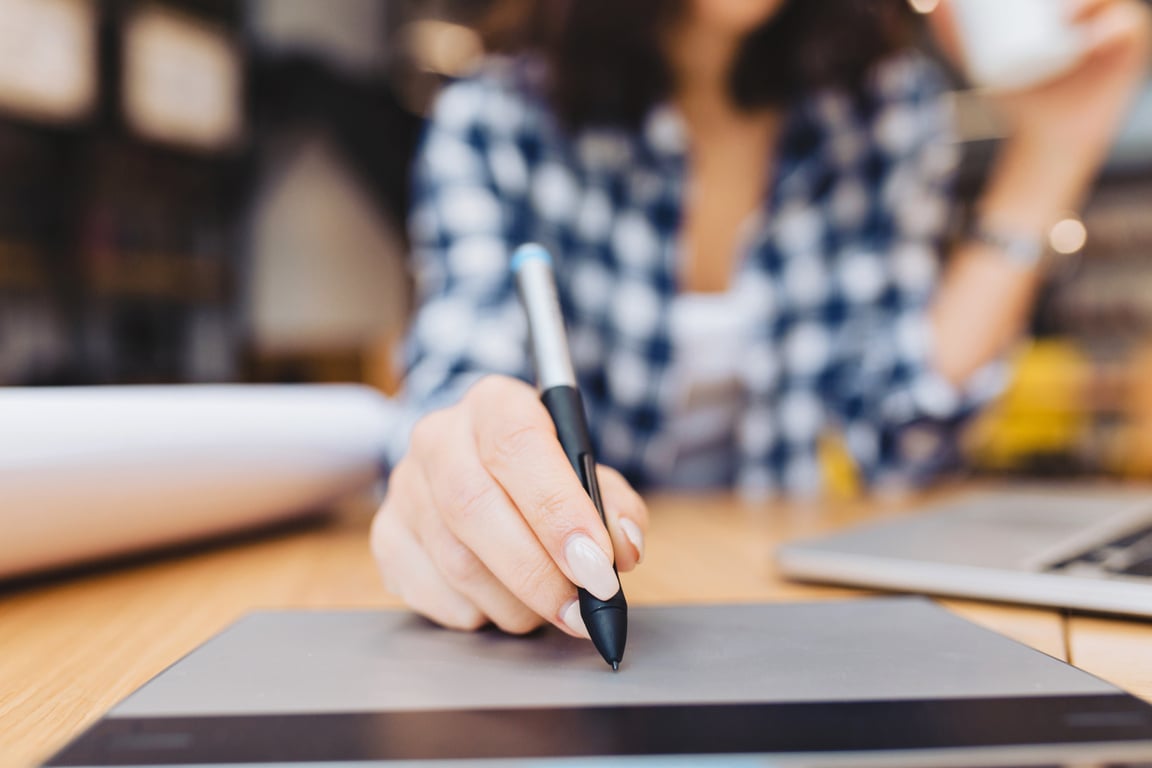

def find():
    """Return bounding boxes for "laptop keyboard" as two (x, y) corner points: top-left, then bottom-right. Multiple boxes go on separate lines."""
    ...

(1048, 523), (1152, 578)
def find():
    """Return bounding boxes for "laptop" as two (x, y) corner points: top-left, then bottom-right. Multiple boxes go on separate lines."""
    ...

(42, 599), (1152, 766)
(776, 487), (1152, 617)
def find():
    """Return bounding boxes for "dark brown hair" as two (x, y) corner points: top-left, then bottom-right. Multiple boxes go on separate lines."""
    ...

(483, 0), (917, 130)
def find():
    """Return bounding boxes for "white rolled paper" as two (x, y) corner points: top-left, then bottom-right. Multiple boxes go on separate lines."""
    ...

(0, 385), (397, 580)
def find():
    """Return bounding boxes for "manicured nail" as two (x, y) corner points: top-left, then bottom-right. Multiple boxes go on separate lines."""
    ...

(560, 599), (590, 639)
(619, 518), (645, 563)
(563, 534), (619, 601)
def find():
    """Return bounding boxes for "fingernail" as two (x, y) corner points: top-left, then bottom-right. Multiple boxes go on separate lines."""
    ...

(560, 599), (590, 638)
(564, 534), (620, 601)
(619, 518), (645, 563)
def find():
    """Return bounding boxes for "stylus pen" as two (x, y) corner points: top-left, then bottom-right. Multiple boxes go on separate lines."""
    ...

(511, 243), (628, 671)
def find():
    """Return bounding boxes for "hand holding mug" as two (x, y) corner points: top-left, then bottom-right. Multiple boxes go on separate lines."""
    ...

(934, 0), (1151, 154)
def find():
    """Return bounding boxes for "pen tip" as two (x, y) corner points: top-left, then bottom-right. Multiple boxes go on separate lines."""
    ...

(611, 660), (620, 672)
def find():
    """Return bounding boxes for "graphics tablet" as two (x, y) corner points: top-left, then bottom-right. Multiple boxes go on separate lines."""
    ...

(45, 598), (1152, 767)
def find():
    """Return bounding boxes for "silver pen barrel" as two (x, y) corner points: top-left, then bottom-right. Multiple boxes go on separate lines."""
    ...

(511, 244), (577, 391)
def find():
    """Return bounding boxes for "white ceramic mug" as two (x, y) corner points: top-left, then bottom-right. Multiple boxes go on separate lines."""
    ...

(951, 0), (1085, 91)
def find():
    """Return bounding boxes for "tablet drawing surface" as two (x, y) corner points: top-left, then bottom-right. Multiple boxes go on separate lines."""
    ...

(47, 598), (1152, 766)
(113, 598), (1112, 715)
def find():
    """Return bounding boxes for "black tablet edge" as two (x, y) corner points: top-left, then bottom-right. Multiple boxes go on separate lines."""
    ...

(46, 693), (1152, 765)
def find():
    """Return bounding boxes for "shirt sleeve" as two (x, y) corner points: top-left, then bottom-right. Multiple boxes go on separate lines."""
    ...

(381, 74), (534, 470)
(831, 56), (1008, 488)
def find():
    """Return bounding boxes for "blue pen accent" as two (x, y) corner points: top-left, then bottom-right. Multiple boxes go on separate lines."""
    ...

(510, 243), (553, 274)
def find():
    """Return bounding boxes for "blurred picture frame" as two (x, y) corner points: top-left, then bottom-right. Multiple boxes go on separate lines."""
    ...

(122, 4), (243, 151)
(0, 0), (97, 122)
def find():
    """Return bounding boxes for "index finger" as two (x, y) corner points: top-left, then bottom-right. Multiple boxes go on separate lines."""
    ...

(468, 377), (620, 602)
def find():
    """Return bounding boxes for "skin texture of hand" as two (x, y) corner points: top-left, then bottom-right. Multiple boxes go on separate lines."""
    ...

(371, 375), (648, 638)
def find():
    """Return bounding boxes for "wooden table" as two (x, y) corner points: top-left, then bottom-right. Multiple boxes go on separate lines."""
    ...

(3, 490), (1151, 768)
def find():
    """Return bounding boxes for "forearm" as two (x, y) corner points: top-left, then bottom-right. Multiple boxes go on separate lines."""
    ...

(930, 133), (1103, 385)
(930, 0), (1152, 386)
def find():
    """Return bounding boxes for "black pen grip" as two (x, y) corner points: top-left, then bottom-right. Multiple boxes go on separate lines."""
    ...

(540, 385), (596, 496)
(541, 384), (627, 667)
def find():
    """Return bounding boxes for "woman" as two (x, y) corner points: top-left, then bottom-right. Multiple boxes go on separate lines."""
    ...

(372, 0), (1150, 638)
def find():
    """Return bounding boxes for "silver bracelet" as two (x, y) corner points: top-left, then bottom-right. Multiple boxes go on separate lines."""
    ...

(967, 219), (1048, 270)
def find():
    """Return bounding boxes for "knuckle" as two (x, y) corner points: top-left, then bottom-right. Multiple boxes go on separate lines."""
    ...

(440, 472), (499, 528)
(384, 457), (415, 497)
(505, 554), (561, 609)
(529, 485), (572, 529)
(369, 504), (401, 563)
(369, 515), (409, 597)
(412, 595), (486, 632)
(466, 375), (528, 415)
(380, 462), (423, 525)
(466, 375), (504, 405)
(408, 410), (450, 456)
(470, 374), (533, 403)
(450, 609), (489, 632)
(492, 610), (544, 636)
(436, 536), (488, 588)
(470, 375), (546, 423)
(480, 421), (550, 470)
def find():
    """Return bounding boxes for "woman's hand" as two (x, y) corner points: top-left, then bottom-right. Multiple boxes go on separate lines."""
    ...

(989, 0), (1151, 153)
(933, 0), (1151, 192)
(370, 374), (648, 637)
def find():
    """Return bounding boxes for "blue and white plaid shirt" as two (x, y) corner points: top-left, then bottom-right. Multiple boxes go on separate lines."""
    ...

(385, 54), (1003, 497)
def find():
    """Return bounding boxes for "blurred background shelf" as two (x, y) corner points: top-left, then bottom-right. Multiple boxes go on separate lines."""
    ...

(0, 0), (1150, 479)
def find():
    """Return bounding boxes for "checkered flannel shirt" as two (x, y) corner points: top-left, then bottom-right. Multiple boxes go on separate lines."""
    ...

(385, 54), (1003, 497)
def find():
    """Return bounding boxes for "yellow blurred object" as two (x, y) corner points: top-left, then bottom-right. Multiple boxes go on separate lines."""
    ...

(966, 340), (1091, 470)
(819, 431), (862, 500)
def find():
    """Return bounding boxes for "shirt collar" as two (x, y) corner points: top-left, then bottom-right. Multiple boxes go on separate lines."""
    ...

(639, 94), (827, 172)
